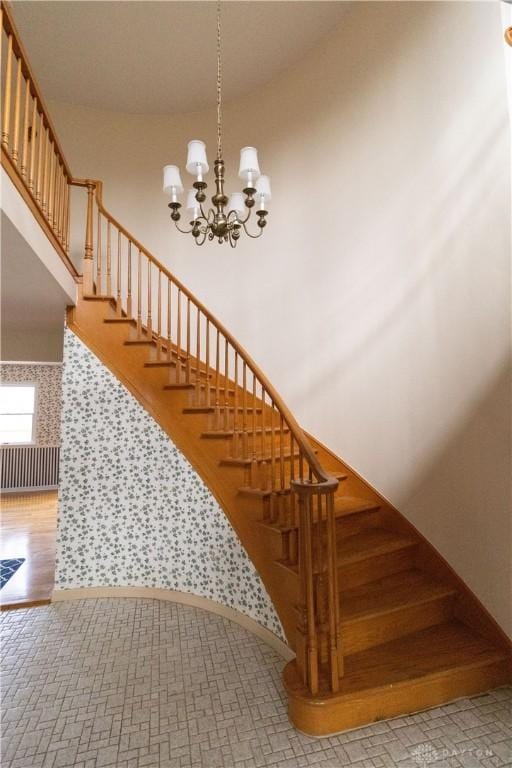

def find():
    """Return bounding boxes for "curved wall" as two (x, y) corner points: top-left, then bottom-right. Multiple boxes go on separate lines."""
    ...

(56, 327), (284, 641)
(51, 2), (511, 635)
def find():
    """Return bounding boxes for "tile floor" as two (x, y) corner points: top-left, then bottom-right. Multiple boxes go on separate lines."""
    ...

(1, 599), (510, 768)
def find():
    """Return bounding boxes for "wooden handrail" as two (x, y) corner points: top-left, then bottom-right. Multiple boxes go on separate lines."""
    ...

(72, 177), (336, 488)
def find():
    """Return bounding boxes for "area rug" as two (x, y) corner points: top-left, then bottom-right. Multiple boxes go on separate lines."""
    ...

(0, 559), (25, 589)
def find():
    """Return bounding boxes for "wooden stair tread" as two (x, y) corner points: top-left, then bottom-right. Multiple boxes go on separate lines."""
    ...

(220, 450), (304, 467)
(335, 528), (416, 568)
(201, 426), (290, 439)
(262, 496), (379, 533)
(286, 621), (506, 702)
(183, 405), (263, 414)
(281, 527), (415, 574)
(340, 568), (455, 624)
(333, 622), (504, 696)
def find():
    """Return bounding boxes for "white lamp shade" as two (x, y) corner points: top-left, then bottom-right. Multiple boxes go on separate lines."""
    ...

(186, 140), (209, 175)
(227, 192), (246, 217)
(163, 165), (183, 194)
(256, 174), (271, 201)
(238, 146), (260, 182)
(186, 189), (200, 218)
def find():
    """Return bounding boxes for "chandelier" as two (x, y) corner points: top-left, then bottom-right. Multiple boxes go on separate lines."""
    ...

(162, 1), (271, 247)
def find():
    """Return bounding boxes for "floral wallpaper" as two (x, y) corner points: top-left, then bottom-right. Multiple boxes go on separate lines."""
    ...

(56, 328), (284, 639)
(0, 363), (62, 445)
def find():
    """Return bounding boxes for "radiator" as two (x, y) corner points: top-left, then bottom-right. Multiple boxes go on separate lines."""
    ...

(0, 445), (60, 491)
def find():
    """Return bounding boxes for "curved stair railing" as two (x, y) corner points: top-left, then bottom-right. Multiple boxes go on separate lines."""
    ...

(74, 177), (343, 693)
(0, 0), (343, 696)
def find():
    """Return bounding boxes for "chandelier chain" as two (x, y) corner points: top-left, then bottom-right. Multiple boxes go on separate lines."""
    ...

(216, 0), (222, 160)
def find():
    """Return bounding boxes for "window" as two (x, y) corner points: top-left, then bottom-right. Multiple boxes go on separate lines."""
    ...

(0, 385), (37, 444)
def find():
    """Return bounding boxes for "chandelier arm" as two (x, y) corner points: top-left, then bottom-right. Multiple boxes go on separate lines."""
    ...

(241, 220), (264, 239)
(174, 222), (195, 235)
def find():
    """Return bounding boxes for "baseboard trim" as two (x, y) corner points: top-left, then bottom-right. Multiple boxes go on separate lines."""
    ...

(51, 586), (295, 661)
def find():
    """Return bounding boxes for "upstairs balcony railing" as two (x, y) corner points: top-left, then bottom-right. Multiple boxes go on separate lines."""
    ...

(0, 1), (77, 276)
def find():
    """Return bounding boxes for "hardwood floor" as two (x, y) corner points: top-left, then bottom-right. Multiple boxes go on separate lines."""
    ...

(0, 490), (57, 608)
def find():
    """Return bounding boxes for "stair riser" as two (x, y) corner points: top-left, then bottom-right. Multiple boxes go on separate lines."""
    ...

(338, 546), (417, 591)
(285, 659), (510, 737)
(336, 509), (384, 538)
(340, 593), (455, 655)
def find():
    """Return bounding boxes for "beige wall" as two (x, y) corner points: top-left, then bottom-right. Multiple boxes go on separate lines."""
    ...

(50, 2), (512, 636)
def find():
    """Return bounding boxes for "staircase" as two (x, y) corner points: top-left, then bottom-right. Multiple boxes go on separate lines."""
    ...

(64, 179), (511, 735)
(0, 1), (510, 732)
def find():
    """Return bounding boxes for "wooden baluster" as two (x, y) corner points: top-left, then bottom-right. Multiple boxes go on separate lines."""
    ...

(214, 329), (220, 429)
(11, 55), (22, 163)
(194, 309), (201, 405)
(146, 259), (152, 336)
(250, 375), (258, 488)
(231, 352), (239, 458)
(64, 177), (71, 252)
(223, 338), (230, 431)
(260, 389), (268, 492)
(297, 487), (319, 694)
(166, 279), (172, 361)
(28, 98), (37, 192)
(260, 389), (266, 459)
(185, 297), (191, 382)
(116, 230), (122, 315)
(56, 165), (63, 240)
(59, 170), (66, 243)
(289, 436), (298, 564)
(83, 182), (95, 295)
(20, 77), (30, 178)
(326, 488), (343, 688)
(35, 120), (44, 204)
(279, 413), (285, 495)
(47, 146), (55, 227)
(2, 34), (13, 150)
(96, 208), (102, 294)
(127, 242), (132, 317)
(106, 221), (112, 296)
(41, 129), (49, 213)
(58, 165), (64, 239)
(136, 249), (142, 336)
(314, 494), (326, 666)
(270, 403), (276, 522)
(156, 270), (162, 358)
(176, 289), (182, 383)
(284, 425), (293, 530)
(205, 318), (210, 406)
(242, 362), (248, 459)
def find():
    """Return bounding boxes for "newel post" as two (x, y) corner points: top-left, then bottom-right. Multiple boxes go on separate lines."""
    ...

(83, 181), (95, 295)
(292, 481), (319, 695)
(292, 477), (343, 696)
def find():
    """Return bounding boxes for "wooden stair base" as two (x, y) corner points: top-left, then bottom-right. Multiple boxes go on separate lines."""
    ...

(70, 276), (511, 740)
(284, 621), (509, 736)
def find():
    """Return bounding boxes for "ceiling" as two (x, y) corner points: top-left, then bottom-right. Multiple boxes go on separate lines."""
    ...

(11, 1), (351, 115)
(1, 214), (69, 362)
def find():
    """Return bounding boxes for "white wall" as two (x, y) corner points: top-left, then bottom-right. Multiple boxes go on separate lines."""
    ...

(50, 2), (512, 636)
